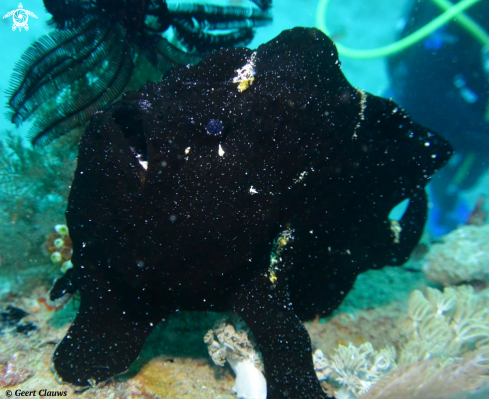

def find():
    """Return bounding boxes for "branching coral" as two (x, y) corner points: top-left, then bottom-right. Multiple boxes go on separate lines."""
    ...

(202, 286), (489, 398)
(206, 322), (398, 399)
(313, 285), (489, 399)
(422, 225), (489, 286)
(358, 350), (489, 399)
(204, 321), (266, 399)
(313, 343), (397, 399)
(399, 285), (489, 364)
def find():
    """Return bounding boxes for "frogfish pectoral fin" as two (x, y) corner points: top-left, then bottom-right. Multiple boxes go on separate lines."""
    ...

(52, 297), (157, 387)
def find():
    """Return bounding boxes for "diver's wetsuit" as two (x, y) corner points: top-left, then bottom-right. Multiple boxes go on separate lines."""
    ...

(388, 0), (489, 234)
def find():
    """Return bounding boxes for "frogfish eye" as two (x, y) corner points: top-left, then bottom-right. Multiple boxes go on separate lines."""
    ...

(205, 119), (224, 136)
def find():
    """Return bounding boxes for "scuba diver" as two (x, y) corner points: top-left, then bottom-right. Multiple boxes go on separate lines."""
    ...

(317, 0), (489, 235)
(387, 0), (489, 235)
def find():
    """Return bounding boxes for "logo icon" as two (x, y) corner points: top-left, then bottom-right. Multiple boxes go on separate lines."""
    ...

(3, 3), (37, 31)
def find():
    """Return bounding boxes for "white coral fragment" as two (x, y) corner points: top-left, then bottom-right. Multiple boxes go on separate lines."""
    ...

(204, 322), (266, 399)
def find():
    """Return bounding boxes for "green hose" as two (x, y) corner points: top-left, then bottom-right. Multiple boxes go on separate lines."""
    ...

(431, 0), (489, 44)
(315, 0), (487, 58)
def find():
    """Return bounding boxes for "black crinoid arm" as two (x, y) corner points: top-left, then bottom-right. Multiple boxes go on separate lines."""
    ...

(166, 2), (271, 53)
(6, 0), (272, 147)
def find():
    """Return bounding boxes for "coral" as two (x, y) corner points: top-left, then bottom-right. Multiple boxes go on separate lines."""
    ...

(0, 131), (77, 295)
(0, 357), (33, 388)
(398, 285), (489, 364)
(466, 195), (487, 226)
(422, 225), (489, 286)
(42, 224), (73, 269)
(5, 285), (74, 343)
(312, 285), (489, 398)
(204, 321), (266, 399)
(77, 382), (161, 399)
(313, 343), (397, 399)
(0, 131), (77, 205)
(0, 306), (37, 335)
(358, 350), (489, 399)
(0, 291), (232, 398)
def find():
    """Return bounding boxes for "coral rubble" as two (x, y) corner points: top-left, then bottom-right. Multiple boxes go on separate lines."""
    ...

(204, 321), (266, 399)
(422, 225), (489, 286)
